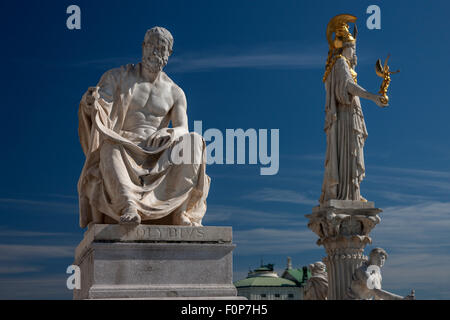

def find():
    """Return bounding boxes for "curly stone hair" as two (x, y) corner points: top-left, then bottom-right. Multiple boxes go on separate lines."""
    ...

(143, 26), (174, 53)
(369, 247), (388, 260)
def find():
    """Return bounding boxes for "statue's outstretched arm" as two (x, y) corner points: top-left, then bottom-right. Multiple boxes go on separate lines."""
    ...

(347, 81), (388, 108)
(373, 288), (404, 300)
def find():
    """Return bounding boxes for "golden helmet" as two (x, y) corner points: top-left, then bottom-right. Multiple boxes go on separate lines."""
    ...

(326, 14), (358, 50)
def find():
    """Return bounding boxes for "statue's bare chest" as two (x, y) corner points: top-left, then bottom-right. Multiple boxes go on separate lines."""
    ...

(129, 82), (173, 118)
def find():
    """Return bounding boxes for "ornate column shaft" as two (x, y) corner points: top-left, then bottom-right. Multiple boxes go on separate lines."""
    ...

(306, 200), (381, 300)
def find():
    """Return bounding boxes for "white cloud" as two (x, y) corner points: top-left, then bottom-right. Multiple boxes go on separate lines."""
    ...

(368, 175), (450, 193)
(377, 252), (450, 299)
(370, 165), (450, 179)
(204, 204), (308, 228)
(0, 245), (74, 261)
(373, 202), (450, 240)
(281, 153), (324, 161)
(0, 229), (76, 238)
(60, 42), (327, 73)
(0, 276), (72, 299)
(0, 266), (41, 274)
(365, 201), (450, 298)
(0, 198), (78, 213)
(167, 53), (324, 73)
(234, 228), (317, 255)
(218, 198), (450, 299)
(242, 188), (317, 205)
(370, 190), (435, 203)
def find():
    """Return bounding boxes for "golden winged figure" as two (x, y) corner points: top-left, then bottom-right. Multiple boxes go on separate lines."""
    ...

(375, 55), (400, 104)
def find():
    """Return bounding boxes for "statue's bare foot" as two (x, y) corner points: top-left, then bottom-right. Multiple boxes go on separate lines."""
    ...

(360, 196), (368, 202)
(120, 208), (141, 225)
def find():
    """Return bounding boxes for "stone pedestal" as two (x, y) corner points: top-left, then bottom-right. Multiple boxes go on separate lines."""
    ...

(73, 224), (239, 300)
(305, 200), (382, 300)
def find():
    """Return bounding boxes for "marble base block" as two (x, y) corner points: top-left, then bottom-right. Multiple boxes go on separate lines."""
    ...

(73, 224), (239, 300)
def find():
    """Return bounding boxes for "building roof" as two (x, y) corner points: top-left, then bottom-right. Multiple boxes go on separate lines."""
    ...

(234, 260), (312, 288)
(282, 268), (311, 284)
(253, 266), (273, 272)
(234, 276), (298, 288)
(235, 262), (298, 288)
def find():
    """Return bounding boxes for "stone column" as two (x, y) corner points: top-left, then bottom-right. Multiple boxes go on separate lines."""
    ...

(305, 200), (381, 300)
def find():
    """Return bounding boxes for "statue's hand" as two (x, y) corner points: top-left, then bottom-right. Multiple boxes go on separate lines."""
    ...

(404, 289), (415, 300)
(374, 95), (389, 108)
(148, 131), (171, 148)
(86, 87), (98, 105)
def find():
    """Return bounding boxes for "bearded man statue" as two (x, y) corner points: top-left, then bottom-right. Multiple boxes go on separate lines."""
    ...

(77, 27), (210, 227)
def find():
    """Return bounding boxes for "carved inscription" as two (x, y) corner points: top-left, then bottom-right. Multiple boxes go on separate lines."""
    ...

(121, 226), (206, 241)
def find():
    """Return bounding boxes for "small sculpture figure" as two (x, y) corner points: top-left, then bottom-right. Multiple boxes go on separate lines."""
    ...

(347, 248), (415, 300)
(375, 55), (400, 104)
(304, 261), (328, 300)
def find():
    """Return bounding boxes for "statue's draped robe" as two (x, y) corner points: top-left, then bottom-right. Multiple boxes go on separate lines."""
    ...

(346, 262), (380, 300)
(320, 57), (368, 203)
(304, 274), (328, 300)
(78, 64), (210, 228)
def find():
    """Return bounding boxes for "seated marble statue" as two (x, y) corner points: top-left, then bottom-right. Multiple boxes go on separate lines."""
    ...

(347, 248), (415, 300)
(77, 27), (210, 227)
(304, 261), (328, 300)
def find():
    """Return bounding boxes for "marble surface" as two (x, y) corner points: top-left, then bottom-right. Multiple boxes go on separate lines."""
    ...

(347, 248), (415, 300)
(73, 224), (240, 300)
(304, 262), (328, 300)
(306, 205), (381, 299)
(320, 24), (388, 204)
(77, 26), (210, 227)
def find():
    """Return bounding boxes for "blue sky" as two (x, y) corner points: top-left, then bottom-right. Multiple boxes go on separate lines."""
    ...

(0, 0), (449, 299)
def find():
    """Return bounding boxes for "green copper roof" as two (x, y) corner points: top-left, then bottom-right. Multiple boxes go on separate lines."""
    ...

(254, 266), (272, 272)
(234, 276), (297, 288)
(285, 268), (311, 283)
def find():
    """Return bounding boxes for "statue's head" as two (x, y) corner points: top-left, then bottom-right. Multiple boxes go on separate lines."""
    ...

(368, 248), (388, 267)
(309, 261), (326, 275)
(342, 42), (357, 67)
(326, 14), (357, 51)
(142, 27), (174, 73)
(323, 14), (358, 82)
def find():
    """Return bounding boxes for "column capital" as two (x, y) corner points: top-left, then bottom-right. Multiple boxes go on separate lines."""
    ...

(305, 203), (382, 248)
